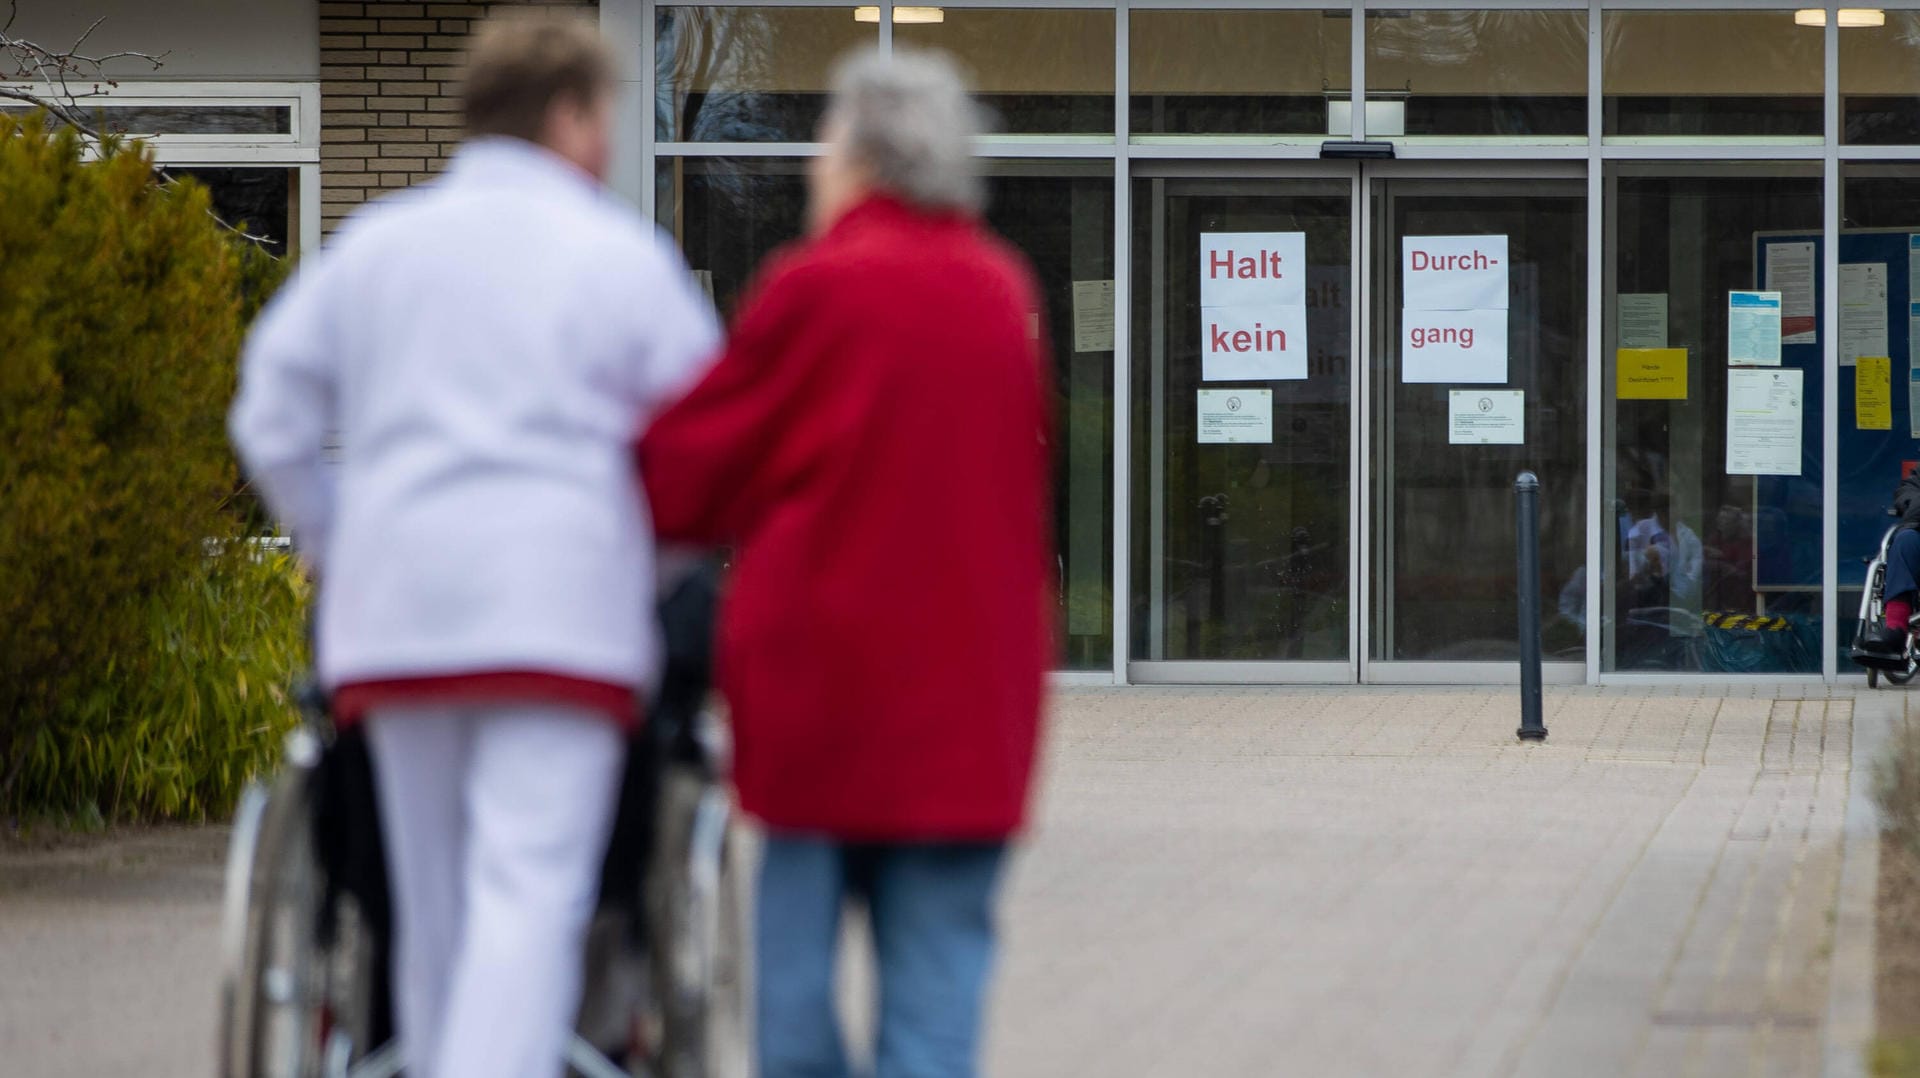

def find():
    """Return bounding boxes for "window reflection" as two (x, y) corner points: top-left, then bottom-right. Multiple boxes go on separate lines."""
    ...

(1365, 10), (1585, 138)
(656, 158), (1115, 668)
(1604, 171), (1823, 673)
(655, 6), (873, 143)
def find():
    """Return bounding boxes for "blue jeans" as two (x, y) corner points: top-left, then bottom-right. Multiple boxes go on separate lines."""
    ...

(755, 836), (1007, 1078)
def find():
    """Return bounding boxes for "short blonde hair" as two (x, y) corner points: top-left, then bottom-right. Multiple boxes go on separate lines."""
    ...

(461, 12), (617, 142)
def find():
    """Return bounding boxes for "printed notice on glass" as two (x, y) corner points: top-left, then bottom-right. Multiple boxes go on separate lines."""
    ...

(1448, 390), (1525, 445)
(1403, 308), (1509, 384)
(1197, 389), (1273, 445)
(1728, 291), (1783, 367)
(1840, 262), (1890, 366)
(1616, 348), (1688, 400)
(1071, 279), (1115, 353)
(1911, 301), (1920, 438)
(1910, 365), (1920, 439)
(1402, 235), (1509, 312)
(1726, 368), (1804, 477)
(1909, 237), (1920, 303)
(1200, 232), (1309, 381)
(1766, 241), (1817, 344)
(1858, 356), (1894, 430)
(1618, 293), (1669, 349)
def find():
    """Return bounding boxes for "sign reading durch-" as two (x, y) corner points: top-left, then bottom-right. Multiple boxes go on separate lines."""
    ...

(1199, 232), (1308, 382)
(1401, 235), (1509, 385)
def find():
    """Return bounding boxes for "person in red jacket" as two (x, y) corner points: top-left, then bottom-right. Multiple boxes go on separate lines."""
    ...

(638, 49), (1053, 1078)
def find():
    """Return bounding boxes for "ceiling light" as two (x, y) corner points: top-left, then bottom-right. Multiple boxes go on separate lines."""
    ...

(854, 6), (945, 23)
(1795, 8), (1886, 27)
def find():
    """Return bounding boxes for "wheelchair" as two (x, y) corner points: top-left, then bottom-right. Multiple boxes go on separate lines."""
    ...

(1850, 517), (1920, 688)
(217, 563), (749, 1077)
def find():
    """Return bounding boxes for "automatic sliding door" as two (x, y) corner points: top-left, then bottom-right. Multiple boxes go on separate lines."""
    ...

(1130, 177), (1353, 672)
(1368, 180), (1587, 670)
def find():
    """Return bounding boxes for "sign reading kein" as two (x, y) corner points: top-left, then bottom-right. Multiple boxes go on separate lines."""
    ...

(1401, 235), (1509, 384)
(1200, 232), (1308, 382)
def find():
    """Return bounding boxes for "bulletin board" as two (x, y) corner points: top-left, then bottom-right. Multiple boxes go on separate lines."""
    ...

(1753, 229), (1917, 591)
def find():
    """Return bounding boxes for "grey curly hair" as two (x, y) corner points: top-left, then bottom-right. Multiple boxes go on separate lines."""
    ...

(826, 49), (986, 215)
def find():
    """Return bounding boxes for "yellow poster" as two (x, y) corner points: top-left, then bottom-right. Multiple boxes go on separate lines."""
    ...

(1858, 356), (1893, 430)
(1616, 348), (1688, 400)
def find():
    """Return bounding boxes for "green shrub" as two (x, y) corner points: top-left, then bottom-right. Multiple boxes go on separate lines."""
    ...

(0, 114), (302, 822)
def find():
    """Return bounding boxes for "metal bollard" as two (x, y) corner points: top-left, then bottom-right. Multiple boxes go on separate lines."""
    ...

(1515, 472), (1548, 741)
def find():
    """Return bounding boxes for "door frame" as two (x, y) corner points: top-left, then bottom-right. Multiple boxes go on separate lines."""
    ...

(1126, 157), (1589, 686)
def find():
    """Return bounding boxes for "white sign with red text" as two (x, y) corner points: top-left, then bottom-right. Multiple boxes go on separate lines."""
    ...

(1401, 234), (1510, 384)
(1200, 232), (1309, 381)
(1402, 235), (1509, 312)
(1402, 307), (1509, 384)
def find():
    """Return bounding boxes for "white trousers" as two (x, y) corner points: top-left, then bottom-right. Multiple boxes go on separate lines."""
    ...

(366, 703), (623, 1078)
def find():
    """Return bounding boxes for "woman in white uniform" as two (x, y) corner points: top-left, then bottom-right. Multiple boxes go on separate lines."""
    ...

(228, 15), (719, 1077)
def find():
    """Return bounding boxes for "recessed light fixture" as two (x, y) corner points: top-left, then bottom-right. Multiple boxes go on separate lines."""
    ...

(854, 6), (945, 23)
(1795, 8), (1887, 27)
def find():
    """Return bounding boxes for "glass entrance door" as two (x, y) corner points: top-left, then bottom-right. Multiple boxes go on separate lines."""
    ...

(1131, 175), (1355, 676)
(1129, 170), (1586, 682)
(1366, 178), (1587, 674)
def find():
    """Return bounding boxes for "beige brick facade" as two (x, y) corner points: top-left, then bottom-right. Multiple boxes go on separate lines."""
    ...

(319, 0), (597, 232)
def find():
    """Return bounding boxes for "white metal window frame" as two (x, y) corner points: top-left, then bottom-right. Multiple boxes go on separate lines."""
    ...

(611, 0), (1920, 686)
(2, 79), (323, 256)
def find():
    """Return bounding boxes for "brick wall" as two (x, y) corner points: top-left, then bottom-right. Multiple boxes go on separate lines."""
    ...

(318, 0), (597, 233)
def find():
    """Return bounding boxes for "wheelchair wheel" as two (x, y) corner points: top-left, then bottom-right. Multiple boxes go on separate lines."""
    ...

(221, 737), (386, 1078)
(647, 762), (751, 1078)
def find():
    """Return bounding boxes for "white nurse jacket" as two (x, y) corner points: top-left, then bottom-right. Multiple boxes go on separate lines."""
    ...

(230, 137), (720, 694)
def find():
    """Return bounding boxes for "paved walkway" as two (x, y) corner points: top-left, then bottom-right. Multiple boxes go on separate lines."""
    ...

(988, 687), (1887, 1078)
(0, 686), (1898, 1077)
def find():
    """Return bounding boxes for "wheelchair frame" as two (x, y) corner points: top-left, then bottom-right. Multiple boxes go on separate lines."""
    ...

(217, 687), (750, 1078)
(1850, 520), (1920, 689)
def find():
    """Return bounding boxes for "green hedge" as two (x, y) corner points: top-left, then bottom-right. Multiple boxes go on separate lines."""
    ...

(0, 115), (303, 823)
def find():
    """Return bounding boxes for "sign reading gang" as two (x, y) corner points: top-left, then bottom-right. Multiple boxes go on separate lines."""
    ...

(1200, 232), (1309, 382)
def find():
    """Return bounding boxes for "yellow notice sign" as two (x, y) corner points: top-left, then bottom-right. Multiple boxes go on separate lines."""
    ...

(1616, 348), (1688, 400)
(1858, 356), (1894, 430)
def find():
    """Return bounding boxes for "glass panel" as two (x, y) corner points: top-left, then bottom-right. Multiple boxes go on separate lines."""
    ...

(655, 6), (873, 143)
(896, 8), (1114, 136)
(1603, 168), (1823, 674)
(1837, 168), (1920, 664)
(1131, 178), (1352, 662)
(0, 103), (292, 135)
(1364, 10), (1585, 138)
(173, 167), (292, 258)
(1128, 9), (1349, 138)
(1603, 11), (1823, 139)
(1842, 13), (1920, 145)
(658, 158), (1115, 667)
(1370, 181), (1585, 663)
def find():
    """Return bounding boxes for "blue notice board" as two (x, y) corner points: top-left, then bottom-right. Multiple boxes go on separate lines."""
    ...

(1754, 229), (1920, 591)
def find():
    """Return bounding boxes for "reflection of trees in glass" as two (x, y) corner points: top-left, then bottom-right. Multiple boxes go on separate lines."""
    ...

(657, 7), (850, 143)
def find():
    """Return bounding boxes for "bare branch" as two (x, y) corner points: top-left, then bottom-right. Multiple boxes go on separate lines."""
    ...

(1, 5), (264, 249)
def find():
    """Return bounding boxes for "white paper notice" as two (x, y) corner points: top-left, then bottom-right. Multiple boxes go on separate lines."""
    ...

(1402, 235), (1510, 312)
(1199, 232), (1309, 381)
(1728, 291), (1783, 367)
(1071, 279), (1115, 353)
(1618, 293), (1669, 349)
(1448, 390), (1525, 445)
(1912, 301), (1920, 438)
(1766, 241), (1817, 345)
(1839, 262), (1889, 366)
(1402, 308), (1509, 384)
(1196, 389), (1274, 444)
(1910, 236), (1920, 303)
(1910, 365), (1920, 440)
(1726, 368), (1804, 477)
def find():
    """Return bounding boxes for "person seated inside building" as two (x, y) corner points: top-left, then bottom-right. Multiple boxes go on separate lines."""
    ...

(1866, 470), (1920, 653)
